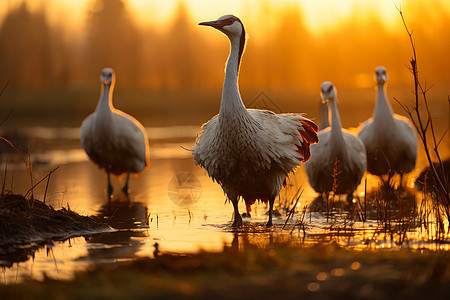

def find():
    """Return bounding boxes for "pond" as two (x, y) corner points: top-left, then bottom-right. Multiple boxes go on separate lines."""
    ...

(0, 125), (446, 284)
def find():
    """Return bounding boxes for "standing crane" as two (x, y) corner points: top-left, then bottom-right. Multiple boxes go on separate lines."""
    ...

(305, 82), (367, 203)
(193, 15), (318, 227)
(81, 68), (150, 198)
(358, 67), (417, 185)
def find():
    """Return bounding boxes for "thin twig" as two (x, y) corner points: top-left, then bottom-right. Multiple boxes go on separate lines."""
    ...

(43, 167), (56, 204)
(0, 81), (8, 98)
(282, 188), (304, 229)
(25, 166), (60, 198)
(0, 108), (14, 128)
(1, 160), (7, 203)
(395, 5), (450, 224)
(0, 137), (33, 193)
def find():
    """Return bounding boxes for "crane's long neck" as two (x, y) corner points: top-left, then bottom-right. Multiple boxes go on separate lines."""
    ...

(319, 101), (329, 130)
(219, 34), (248, 125)
(95, 84), (114, 121)
(373, 82), (394, 123)
(329, 96), (345, 147)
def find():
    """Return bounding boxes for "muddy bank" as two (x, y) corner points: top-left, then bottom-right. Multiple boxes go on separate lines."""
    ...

(0, 193), (111, 261)
(1, 243), (450, 299)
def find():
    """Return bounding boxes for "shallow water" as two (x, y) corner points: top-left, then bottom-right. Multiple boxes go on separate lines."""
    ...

(0, 126), (445, 283)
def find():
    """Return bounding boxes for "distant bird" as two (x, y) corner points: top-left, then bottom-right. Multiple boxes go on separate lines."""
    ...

(81, 68), (150, 197)
(358, 67), (417, 184)
(305, 82), (367, 202)
(193, 15), (318, 227)
(415, 159), (450, 194)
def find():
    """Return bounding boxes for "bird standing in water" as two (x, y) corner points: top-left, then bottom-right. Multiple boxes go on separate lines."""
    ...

(81, 68), (150, 198)
(193, 15), (318, 227)
(358, 67), (417, 185)
(305, 82), (367, 203)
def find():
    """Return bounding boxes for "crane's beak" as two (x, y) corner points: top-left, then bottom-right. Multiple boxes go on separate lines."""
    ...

(375, 69), (387, 84)
(377, 74), (387, 84)
(199, 20), (224, 29)
(101, 76), (112, 85)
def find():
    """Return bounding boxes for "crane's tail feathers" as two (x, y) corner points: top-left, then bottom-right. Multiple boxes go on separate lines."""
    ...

(245, 197), (269, 213)
(300, 119), (319, 143)
(298, 119), (319, 162)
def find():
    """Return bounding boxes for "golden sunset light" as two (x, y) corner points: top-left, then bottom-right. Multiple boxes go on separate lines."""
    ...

(2, 0), (447, 31)
(0, 1), (449, 296)
(0, 0), (448, 135)
(0, 0), (448, 88)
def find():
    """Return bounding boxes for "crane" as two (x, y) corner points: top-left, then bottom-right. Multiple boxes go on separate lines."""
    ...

(81, 68), (150, 198)
(358, 67), (417, 185)
(193, 15), (318, 227)
(305, 82), (366, 203)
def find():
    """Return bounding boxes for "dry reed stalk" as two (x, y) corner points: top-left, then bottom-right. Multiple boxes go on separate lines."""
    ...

(394, 6), (450, 228)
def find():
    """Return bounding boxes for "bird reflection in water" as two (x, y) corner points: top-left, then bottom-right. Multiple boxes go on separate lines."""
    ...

(308, 194), (357, 214)
(83, 196), (149, 261)
(224, 225), (277, 252)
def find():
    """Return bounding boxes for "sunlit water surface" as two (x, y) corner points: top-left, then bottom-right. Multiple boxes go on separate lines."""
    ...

(0, 126), (446, 283)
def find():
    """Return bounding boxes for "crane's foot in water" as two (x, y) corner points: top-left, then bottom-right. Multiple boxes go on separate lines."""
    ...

(266, 212), (273, 227)
(232, 214), (243, 227)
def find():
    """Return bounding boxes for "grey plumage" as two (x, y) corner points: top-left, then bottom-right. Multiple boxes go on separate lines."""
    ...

(305, 82), (367, 201)
(193, 15), (318, 227)
(358, 67), (417, 177)
(80, 68), (150, 197)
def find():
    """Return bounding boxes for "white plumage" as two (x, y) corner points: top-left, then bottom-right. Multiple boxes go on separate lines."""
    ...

(80, 68), (150, 197)
(358, 67), (417, 180)
(193, 15), (318, 227)
(305, 82), (367, 202)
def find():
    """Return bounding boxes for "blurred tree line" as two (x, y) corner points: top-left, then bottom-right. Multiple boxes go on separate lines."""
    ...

(0, 0), (449, 91)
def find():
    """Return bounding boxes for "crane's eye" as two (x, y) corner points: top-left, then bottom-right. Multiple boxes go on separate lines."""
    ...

(225, 18), (234, 25)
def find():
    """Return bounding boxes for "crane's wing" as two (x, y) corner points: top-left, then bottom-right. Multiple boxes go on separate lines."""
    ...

(393, 116), (418, 170)
(248, 110), (318, 172)
(393, 115), (417, 152)
(80, 114), (95, 159)
(113, 112), (150, 171)
(192, 114), (219, 169)
(357, 117), (374, 145)
(342, 130), (367, 180)
(193, 110), (318, 175)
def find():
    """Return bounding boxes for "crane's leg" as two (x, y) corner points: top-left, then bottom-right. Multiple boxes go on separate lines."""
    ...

(122, 172), (130, 195)
(231, 198), (242, 227)
(107, 171), (113, 198)
(266, 196), (275, 227)
(388, 172), (393, 188)
(243, 204), (251, 218)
